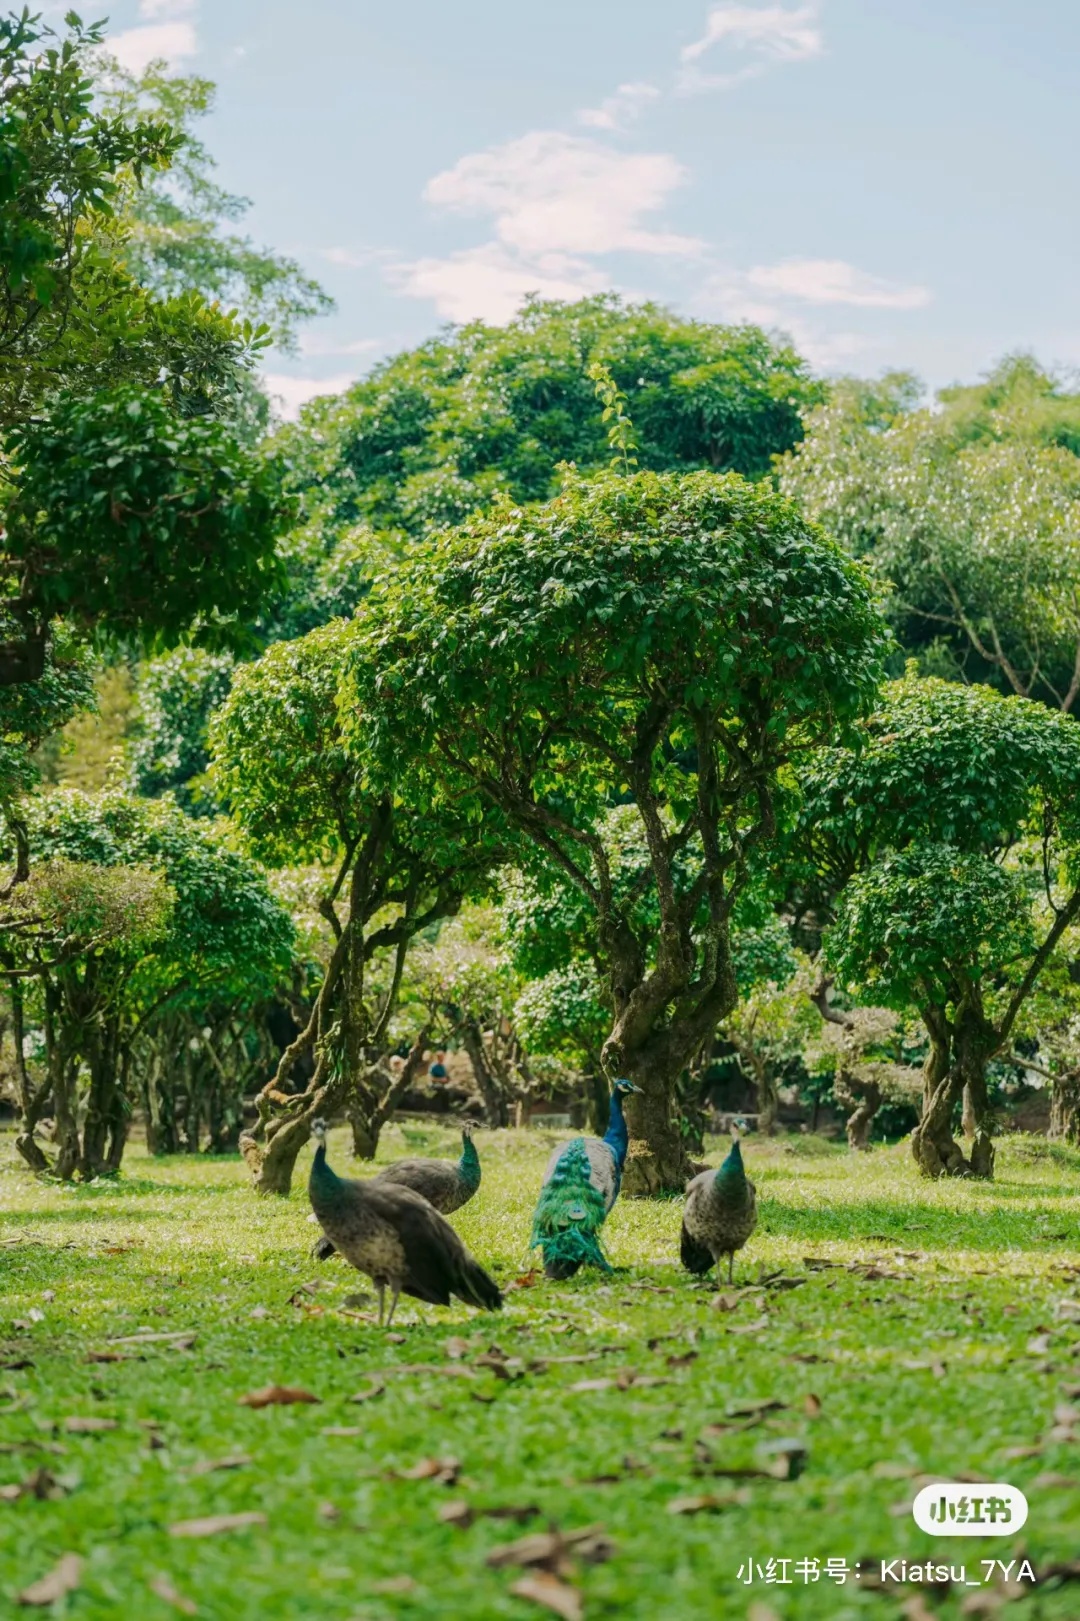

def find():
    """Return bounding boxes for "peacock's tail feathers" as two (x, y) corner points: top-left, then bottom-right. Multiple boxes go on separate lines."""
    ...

(679, 1221), (714, 1275)
(531, 1139), (611, 1279)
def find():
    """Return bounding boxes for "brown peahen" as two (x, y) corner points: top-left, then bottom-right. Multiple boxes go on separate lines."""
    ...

(312, 1121), (482, 1262)
(680, 1128), (758, 1284)
(307, 1119), (502, 1328)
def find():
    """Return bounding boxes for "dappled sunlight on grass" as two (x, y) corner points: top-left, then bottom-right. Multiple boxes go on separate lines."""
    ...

(1, 1126), (1079, 1617)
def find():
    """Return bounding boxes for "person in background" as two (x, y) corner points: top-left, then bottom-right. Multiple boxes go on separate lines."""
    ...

(428, 1049), (449, 1084)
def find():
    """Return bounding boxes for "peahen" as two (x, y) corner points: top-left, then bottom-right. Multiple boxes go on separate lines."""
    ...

(312, 1122), (481, 1263)
(530, 1078), (641, 1280)
(308, 1119), (502, 1328)
(680, 1128), (758, 1284)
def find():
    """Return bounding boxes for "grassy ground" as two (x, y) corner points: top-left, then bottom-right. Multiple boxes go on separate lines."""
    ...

(2, 1125), (1080, 1621)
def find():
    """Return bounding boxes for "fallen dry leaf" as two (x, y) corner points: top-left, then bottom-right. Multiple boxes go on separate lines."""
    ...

(666, 1493), (743, 1515)
(322, 1426), (363, 1438)
(63, 1416), (118, 1434)
(568, 1378), (613, 1393)
(444, 1336), (471, 1360)
(372, 1576), (418, 1594)
(960, 1594), (1005, 1617)
(509, 1573), (583, 1621)
(900, 1597), (938, 1621)
(317, 1501), (340, 1523)
(728, 1315), (770, 1336)
(486, 1526), (613, 1571)
(188, 1454), (251, 1476)
(438, 1499), (474, 1527)
(0, 1467), (73, 1502)
(1033, 1471), (1080, 1488)
(17, 1554), (83, 1607)
(484, 1503), (542, 1523)
(149, 1574), (197, 1616)
(506, 1270), (540, 1291)
(169, 1511), (267, 1538)
(238, 1385), (320, 1408)
(399, 1455), (461, 1485)
(727, 1398), (787, 1419)
(747, 1606), (780, 1621)
(666, 1351), (699, 1369)
(1027, 1334), (1052, 1356)
(804, 1393), (822, 1417)
(385, 1332), (406, 1345)
(349, 1378), (386, 1404)
(709, 1292), (742, 1312)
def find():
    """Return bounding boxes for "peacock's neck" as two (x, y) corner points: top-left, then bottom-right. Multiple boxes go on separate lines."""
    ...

(714, 1141), (747, 1201)
(459, 1136), (481, 1188)
(310, 1142), (340, 1195)
(602, 1090), (630, 1171)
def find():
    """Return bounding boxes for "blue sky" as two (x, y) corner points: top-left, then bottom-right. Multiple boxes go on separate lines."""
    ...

(101, 1), (1079, 416)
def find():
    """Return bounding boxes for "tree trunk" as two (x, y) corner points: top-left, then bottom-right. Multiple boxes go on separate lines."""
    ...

(618, 1048), (695, 1196)
(460, 1018), (509, 1127)
(1050, 1069), (1080, 1142)
(911, 996), (998, 1179)
(752, 1053), (779, 1136)
(350, 1025), (433, 1159)
(910, 1010), (966, 1178)
(10, 979), (50, 1171)
(585, 1071), (609, 1136)
(841, 1070), (882, 1150)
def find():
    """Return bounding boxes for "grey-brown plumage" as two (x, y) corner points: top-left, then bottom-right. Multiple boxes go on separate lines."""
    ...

(307, 1119), (502, 1328)
(312, 1122), (481, 1262)
(680, 1131), (757, 1284)
(377, 1120), (481, 1209)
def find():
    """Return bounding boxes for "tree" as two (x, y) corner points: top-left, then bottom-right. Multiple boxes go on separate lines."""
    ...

(262, 296), (825, 642)
(779, 358), (1080, 710)
(1, 788), (292, 1177)
(0, 11), (268, 429)
(349, 468), (889, 1192)
(210, 620), (505, 1194)
(0, 385), (292, 686)
(801, 675), (1080, 1178)
(98, 59), (333, 355)
(127, 647), (235, 813)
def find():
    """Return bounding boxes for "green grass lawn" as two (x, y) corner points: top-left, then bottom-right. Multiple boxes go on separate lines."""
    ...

(2, 1124), (1079, 1620)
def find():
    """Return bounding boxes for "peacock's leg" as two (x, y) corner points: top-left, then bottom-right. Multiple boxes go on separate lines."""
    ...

(727, 1252), (734, 1285)
(375, 1282), (385, 1327)
(385, 1286), (401, 1329)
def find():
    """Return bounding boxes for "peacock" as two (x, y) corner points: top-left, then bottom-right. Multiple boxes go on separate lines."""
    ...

(680, 1127), (757, 1284)
(312, 1122), (481, 1262)
(308, 1119), (502, 1328)
(530, 1078), (641, 1280)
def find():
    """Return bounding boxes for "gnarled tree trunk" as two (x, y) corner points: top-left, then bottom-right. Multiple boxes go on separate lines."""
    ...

(1050, 1068), (1080, 1142)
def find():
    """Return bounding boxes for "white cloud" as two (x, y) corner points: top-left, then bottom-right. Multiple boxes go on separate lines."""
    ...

(108, 20), (198, 72)
(388, 244), (607, 325)
(578, 81), (660, 132)
(680, 4), (822, 91)
(390, 131), (699, 325)
(137, 0), (196, 17)
(298, 335), (383, 359)
(745, 258), (931, 309)
(261, 372), (359, 421)
(322, 246), (398, 270)
(424, 131), (700, 259)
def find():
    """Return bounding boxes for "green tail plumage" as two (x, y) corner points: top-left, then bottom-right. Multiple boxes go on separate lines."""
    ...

(531, 1140), (610, 1280)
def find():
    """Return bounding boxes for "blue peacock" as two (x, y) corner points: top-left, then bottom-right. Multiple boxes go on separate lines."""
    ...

(530, 1078), (641, 1279)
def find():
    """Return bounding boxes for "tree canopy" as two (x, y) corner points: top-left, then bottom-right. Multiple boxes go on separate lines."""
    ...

(801, 674), (1080, 1177)
(780, 356), (1080, 709)
(349, 465), (889, 1190)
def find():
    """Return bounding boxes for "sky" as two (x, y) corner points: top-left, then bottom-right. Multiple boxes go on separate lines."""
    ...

(98, 0), (1080, 417)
